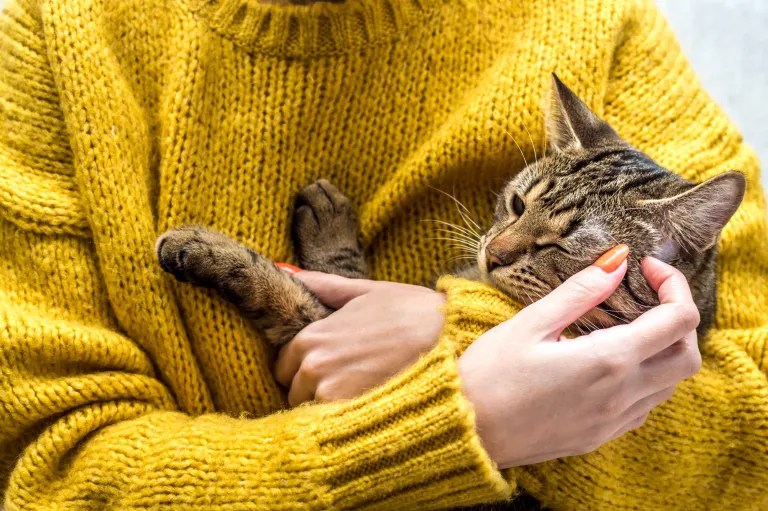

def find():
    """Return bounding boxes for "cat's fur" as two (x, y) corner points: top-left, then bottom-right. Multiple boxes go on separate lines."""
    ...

(155, 75), (744, 511)
(156, 75), (744, 345)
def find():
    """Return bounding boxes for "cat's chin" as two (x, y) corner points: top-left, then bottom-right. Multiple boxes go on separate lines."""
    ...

(484, 273), (628, 335)
(483, 270), (634, 335)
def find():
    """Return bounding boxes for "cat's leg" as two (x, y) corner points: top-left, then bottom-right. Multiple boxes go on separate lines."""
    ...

(156, 226), (330, 346)
(292, 179), (368, 278)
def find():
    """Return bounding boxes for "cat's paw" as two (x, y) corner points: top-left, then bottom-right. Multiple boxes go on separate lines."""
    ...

(156, 225), (330, 346)
(293, 179), (357, 239)
(292, 179), (367, 277)
(156, 226), (246, 287)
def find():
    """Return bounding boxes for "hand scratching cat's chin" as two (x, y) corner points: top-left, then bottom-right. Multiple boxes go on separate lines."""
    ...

(479, 264), (624, 335)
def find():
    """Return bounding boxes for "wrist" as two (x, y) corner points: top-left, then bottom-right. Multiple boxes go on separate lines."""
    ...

(457, 355), (504, 468)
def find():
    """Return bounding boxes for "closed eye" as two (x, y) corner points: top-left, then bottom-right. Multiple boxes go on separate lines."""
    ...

(534, 242), (572, 255)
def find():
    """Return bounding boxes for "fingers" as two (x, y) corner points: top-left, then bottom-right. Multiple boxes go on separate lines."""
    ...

(648, 257), (702, 368)
(601, 304), (699, 362)
(638, 329), (701, 389)
(287, 369), (315, 407)
(642, 256), (696, 307)
(274, 337), (307, 387)
(607, 413), (647, 443)
(608, 385), (676, 442)
(291, 271), (377, 309)
(276, 337), (321, 405)
(517, 246), (629, 337)
(593, 258), (699, 361)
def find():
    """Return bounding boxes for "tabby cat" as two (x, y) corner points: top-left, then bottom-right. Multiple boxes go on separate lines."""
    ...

(156, 75), (745, 345)
(155, 75), (744, 511)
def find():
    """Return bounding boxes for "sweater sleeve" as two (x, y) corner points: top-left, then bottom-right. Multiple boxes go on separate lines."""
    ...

(512, 2), (768, 509)
(0, 2), (514, 509)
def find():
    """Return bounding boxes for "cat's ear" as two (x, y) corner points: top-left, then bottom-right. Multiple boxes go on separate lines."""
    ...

(645, 171), (746, 253)
(546, 74), (627, 152)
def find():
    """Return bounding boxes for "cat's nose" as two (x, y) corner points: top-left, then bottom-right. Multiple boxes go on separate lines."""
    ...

(485, 234), (528, 271)
(485, 246), (508, 272)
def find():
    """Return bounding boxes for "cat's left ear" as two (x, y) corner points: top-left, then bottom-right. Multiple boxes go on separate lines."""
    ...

(547, 74), (627, 152)
(644, 171), (746, 253)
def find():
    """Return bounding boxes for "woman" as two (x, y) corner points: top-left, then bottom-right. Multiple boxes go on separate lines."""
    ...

(0, 0), (765, 509)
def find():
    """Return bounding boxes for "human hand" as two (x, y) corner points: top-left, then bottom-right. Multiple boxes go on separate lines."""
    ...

(274, 270), (445, 406)
(458, 247), (702, 469)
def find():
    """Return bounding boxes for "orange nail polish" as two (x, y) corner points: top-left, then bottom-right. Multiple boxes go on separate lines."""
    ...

(275, 262), (301, 274)
(593, 244), (630, 273)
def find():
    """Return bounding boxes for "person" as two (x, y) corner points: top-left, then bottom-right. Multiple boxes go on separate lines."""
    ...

(0, 0), (765, 509)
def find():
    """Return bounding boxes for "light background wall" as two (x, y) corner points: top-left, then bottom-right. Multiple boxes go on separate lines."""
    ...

(0, 0), (764, 185)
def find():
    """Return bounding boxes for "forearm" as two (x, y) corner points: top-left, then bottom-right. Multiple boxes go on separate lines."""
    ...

(4, 340), (513, 510)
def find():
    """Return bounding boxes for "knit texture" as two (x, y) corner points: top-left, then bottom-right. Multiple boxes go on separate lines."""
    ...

(0, 0), (766, 509)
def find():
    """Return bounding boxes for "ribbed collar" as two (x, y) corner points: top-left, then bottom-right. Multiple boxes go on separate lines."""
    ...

(184, 0), (449, 58)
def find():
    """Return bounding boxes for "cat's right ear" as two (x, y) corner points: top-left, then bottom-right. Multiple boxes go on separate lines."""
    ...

(644, 171), (746, 253)
(546, 74), (626, 152)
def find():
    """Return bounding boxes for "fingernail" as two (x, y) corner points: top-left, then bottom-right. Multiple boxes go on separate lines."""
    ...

(275, 262), (301, 274)
(593, 244), (630, 273)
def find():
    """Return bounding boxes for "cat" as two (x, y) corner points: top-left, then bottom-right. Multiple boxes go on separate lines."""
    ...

(154, 75), (744, 511)
(155, 75), (745, 346)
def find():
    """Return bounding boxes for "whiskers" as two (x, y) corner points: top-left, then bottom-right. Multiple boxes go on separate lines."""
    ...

(424, 188), (484, 266)
(516, 284), (544, 307)
(596, 306), (629, 323)
(499, 115), (542, 171)
(427, 187), (483, 236)
(572, 316), (602, 335)
(425, 230), (479, 264)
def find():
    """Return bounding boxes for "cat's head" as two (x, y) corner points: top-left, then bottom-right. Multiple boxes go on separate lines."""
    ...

(478, 75), (745, 332)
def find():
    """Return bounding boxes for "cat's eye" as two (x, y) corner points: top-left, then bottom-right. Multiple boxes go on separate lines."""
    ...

(535, 242), (572, 255)
(512, 194), (525, 216)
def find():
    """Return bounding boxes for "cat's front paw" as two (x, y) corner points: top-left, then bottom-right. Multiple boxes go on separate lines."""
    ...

(155, 226), (243, 287)
(292, 179), (367, 278)
(156, 225), (331, 346)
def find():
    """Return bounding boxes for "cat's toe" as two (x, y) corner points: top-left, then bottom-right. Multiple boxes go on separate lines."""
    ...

(155, 231), (186, 280)
(292, 180), (366, 277)
(293, 180), (358, 253)
(294, 203), (319, 230)
(155, 227), (218, 284)
(296, 179), (351, 217)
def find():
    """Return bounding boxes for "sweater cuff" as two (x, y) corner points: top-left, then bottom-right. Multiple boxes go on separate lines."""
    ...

(436, 276), (523, 355)
(314, 340), (514, 509)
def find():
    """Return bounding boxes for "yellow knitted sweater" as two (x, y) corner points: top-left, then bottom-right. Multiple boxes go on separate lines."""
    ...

(0, 0), (766, 509)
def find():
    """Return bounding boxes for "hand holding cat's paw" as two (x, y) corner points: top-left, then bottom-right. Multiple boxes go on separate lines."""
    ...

(458, 248), (701, 469)
(274, 271), (445, 406)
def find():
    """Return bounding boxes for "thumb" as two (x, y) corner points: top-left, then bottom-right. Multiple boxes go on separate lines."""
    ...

(284, 269), (377, 309)
(518, 244), (630, 338)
